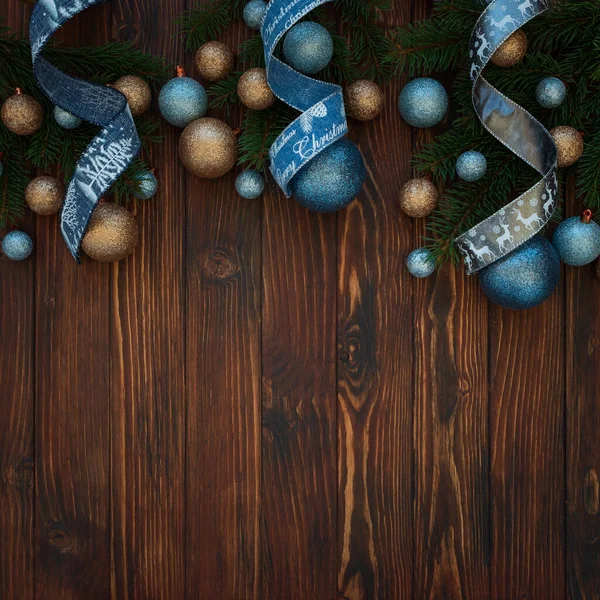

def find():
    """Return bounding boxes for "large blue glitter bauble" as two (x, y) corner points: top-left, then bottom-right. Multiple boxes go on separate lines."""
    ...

(552, 216), (600, 266)
(54, 105), (82, 129)
(243, 0), (267, 30)
(283, 22), (333, 75)
(456, 150), (487, 182)
(2, 230), (33, 261)
(235, 170), (264, 199)
(407, 248), (436, 278)
(159, 77), (208, 128)
(535, 77), (567, 109)
(398, 78), (448, 128)
(133, 170), (158, 200)
(290, 138), (365, 213)
(479, 237), (560, 309)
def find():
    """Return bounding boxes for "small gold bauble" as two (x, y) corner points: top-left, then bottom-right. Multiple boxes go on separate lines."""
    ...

(550, 126), (584, 168)
(237, 68), (275, 111)
(25, 175), (64, 215)
(345, 80), (384, 121)
(179, 117), (238, 179)
(81, 203), (138, 262)
(112, 75), (152, 117)
(195, 41), (235, 82)
(399, 178), (439, 218)
(490, 29), (528, 68)
(1, 90), (43, 136)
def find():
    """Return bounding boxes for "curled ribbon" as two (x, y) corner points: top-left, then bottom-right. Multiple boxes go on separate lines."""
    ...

(455, 0), (557, 275)
(30, 0), (140, 262)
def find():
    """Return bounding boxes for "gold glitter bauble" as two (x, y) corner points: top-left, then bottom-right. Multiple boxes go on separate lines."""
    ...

(237, 68), (275, 110)
(179, 117), (238, 179)
(550, 126), (584, 168)
(1, 90), (43, 136)
(490, 29), (528, 68)
(25, 175), (64, 215)
(399, 178), (439, 218)
(112, 75), (152, 117)
(346, 80), (384, 121)
(195, 41), (235, 82)
(81, 203), (138, 263)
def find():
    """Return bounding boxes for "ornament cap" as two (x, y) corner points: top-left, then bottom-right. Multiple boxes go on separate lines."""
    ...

(177, 65), (185, 78)
(15, 87), (22, 95)
(582, 209), (593, 224)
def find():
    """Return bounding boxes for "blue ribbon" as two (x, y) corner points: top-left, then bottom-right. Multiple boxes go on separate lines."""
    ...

(30, 0), (140, 262)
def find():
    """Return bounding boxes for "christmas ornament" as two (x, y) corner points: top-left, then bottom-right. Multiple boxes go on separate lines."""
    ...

(179, 117), (238, 179)
(54, 105), (82, 129)
(2, 230), (33, 261)
(243, 0), (267, 30)
(407, 248), (435, 278)
(536, 77), (567, 109)
(81, 203), (138, 262)
(25, 175), (64, 215)
(290, 138), (365, 213)
(133, 170), (158, 200)
(112, 75), (152, 117)
(490, 29), (528, 68)
(399, 178), (439, 218)
(550, 126), (584, 168)
(159, 66), (207, 128)
(552, 211), (600, 266)
(478, 236), (560, 309)
(235, 170), (264, 199)
(237, 68), (275, 110)
(398, 78), (448, 128)
(283, 22), (333, 75)
(346, 80), (384, 122)
(195, 41), (235, 82)
(456, 150), (487, 182)
(1, 89), (43, 136)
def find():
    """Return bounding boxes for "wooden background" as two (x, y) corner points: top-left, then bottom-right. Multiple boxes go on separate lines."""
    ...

(1, 0), (600, 598)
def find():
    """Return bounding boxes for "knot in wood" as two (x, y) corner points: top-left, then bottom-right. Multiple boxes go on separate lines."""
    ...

(44, 522), (78, 554)
(203, 249), (239, 280)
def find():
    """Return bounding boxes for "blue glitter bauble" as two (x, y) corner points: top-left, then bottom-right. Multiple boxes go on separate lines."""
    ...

(456, 150), (487, 182)
(552, 216), (600, 266)
(407, 248), (436, 278)
(479, 237), (560, 309)
(398, 78), (448, 128)
(2, 230), (33, 261)
(535, 77), (567, 109)
(290, 138), (365, 213)
(243, 0), (267, 30)
(159, 77), (208, 128)
(235, 170), (264, 199)
(133, 170), (158, 200)
(54, 105), (82, 129)
(283, 22), (333, 75)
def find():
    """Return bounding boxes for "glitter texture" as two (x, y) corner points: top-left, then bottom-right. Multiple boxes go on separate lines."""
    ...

(550, 126), (584, 168)
(237, 68), (275, 110)
(113, 76), (152, 117)
(1, 92), (43, 136)
(195, 42), (235, 83)
(456, 150), (487, 182)
(490, 29), (528, 68)
(346, 80), (384, 122)
(536, 77), (567, 109)
(54, 105), (82, 129)
(235, 170), (265, 199)
(398, 78), (448, 128)
(283, 22), (333, 75)
(2, 230), (33, 261)
(243, 0), (267, 30)
(407, 248), (436, 278)
(159, 76), (207, 128)
(399, 178), (439, 218)
(133, 171), (158, 200)
(552, 216), (600, 266)
(25, 175), (64, 215)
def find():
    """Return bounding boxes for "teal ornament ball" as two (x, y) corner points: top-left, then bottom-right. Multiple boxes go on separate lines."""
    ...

(235, 170), (264, 199)
(243, 0), (267, 30)
(54, 105), (82, 129)
(407, 248), (435, 278)
(159, 76), (208, 128)
(283, 22), (333, 75)
(479, 237), (560, 309)
(536, 77), (567, 109)
(456, 151), (487, 182)
(551, 215), (600, 266)
(290, 138), (365, 213)
(2, 230), (33, 261)
(133, 170), (158, 200)
(399, 78), (448, 128)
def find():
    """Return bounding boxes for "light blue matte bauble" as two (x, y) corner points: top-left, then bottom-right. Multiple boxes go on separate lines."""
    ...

(159, 77), (208, 128)
(243, 0), (267, 30)
(479, 237), (560, 309)
(407, 248), (436, 278)
(235, 170), (264, 199)
(2, 230), (33, 261)
(54, 105), (82, 129)
(399, 78), (448, 128)
(456, 150), (487, 182)
(283, 22), (333, 75)
(290, 138), (365, 213)
(551, 215), (600, 266)
(535, 77), (567, 109)
(133, 170), (158, 200)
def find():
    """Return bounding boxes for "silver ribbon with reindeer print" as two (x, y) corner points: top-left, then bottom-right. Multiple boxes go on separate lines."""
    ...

(455, 0), (558, 275)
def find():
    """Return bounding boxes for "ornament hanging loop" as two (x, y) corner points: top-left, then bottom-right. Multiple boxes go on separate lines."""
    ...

(582, 209), (593, 224)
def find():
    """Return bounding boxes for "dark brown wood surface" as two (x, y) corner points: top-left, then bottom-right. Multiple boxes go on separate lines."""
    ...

(1, 0), (599, 598)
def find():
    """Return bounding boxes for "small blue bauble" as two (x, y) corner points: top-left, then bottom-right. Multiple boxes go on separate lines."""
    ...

(290, 138), (365, 213)
(235, 170), (264, 199)
(479, 237), (560, 309)
(399, 78), (448, 128)
(2, 230), (33, 261)
(243, 0), (267, 30)
(456, 151), (487, 182)
(536, 77), (567, 109)
(283, 22), (333, 75)
(133, 170), (158, 200)
(159, 76), (208, 128)
(54, 105), (82, 129)
(407, 248), (436, 278)
(552, 215), (600, 266)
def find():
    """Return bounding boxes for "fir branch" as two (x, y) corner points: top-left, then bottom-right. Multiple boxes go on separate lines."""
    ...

(208, 72), (242, 109)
